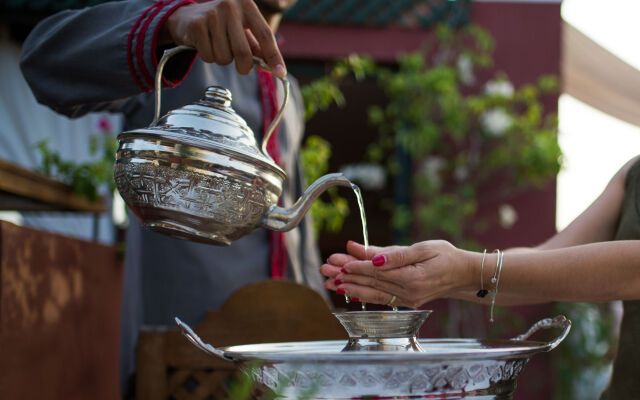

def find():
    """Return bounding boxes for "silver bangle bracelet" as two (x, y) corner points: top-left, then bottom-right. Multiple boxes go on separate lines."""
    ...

(490, 249), (504, 323)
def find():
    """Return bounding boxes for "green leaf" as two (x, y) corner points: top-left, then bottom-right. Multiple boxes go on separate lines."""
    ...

(33, 133), (117, 202)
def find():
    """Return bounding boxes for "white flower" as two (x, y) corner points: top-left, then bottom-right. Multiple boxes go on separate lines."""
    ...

(480, 108), (513, 137)
(420, 156), (446, 188)
(484, 80), (514, 98)
(340, 163), (386, 190)
(457, 54), (476, 86)
(498, 204), (518, 229)
(454, 165), (469, 182)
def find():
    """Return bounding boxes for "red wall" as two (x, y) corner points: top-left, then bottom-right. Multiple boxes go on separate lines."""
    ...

(471, 4), (562, 399)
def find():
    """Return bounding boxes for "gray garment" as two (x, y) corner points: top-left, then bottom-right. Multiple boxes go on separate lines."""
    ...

(20, 1), (325, 396)
(599, 157), (640, 400)
(121, 60), (324, 324)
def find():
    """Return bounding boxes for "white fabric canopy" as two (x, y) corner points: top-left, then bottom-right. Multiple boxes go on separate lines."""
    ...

(562, 21), (640, 128)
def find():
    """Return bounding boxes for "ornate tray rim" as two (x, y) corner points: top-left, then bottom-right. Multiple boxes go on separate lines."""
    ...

(219, 338), (554, 363)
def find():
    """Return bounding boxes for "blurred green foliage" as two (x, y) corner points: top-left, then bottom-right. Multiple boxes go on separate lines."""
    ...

(300, 136), (350, 233)
(302, 54), (376, 121)
(366, 23), (562, 246)
(223, 362), (318, 400)
(35, 128), (117, 202)
(553, 302), (618, 399)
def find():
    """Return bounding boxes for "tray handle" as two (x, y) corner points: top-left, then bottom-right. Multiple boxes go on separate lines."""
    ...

(510, 315), (572, 351)
(175, 317), (234, 361)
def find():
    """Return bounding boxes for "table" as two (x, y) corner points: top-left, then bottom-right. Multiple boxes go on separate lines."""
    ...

(0, 158), (105, 212)
(0, 220), (123, 400)
(0, 160), (121, 399)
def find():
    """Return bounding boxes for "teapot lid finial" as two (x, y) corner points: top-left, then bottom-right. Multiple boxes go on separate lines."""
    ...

(204, 86), (232, 106)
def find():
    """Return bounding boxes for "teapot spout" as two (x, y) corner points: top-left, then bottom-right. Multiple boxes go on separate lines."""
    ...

(261, 173), (353, 232)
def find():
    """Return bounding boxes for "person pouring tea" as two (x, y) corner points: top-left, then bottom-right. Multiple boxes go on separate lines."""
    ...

(20, 0), (324, 397)
(321, 154), (640, 399)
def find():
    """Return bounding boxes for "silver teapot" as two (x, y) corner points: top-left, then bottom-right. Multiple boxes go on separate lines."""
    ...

(114, 46), (351, 245)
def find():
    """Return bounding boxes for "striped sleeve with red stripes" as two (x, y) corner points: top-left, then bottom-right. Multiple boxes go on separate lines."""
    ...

(127, 0), (197, 93)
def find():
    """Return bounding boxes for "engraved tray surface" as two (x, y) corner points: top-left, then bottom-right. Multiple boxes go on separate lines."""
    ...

(221, 340), (542, 398)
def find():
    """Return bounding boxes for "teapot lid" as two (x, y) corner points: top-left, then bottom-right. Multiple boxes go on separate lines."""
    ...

(119, 86), (283, 175)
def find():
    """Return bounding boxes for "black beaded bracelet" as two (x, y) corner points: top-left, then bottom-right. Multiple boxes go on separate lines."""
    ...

(476, 249), (488, 298)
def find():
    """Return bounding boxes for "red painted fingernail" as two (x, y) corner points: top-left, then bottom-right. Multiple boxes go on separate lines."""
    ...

(341, 268), (348, 274)
(336, 288), (346, 295)
(372, 255), (386, 267)
(352, 298), (360, 302)
(335, 279), (343, 285)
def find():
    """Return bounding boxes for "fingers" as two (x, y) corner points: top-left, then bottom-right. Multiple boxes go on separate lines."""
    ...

(335, 283), (411, 308)
(319, 263), (343, 279)
(212, 17), (232, 65)
(336, 269), (404, 294)
(244, 29), (263, 59)
(346, 241), (408, 262)
(345, 241), (367, 259)
(228, 19), (253, 74)
(346, 240), (393, 260)
(243, 1), (286, 77)
(188, 10), (214, 62)
(353, 243), (435, 271)
(163, 0), (285, 77)
(331, 268), (436, 309)
(345, 241), (377, 260)
(324, 278), (343, 292)
(326, 252), (358, 267)
(339, 263), (417, 293)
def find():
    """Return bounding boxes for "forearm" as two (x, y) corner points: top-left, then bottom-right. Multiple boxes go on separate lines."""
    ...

(451, 248), (554, 305)
(466, 241), (640, 303)
(20, 0), (196, 117)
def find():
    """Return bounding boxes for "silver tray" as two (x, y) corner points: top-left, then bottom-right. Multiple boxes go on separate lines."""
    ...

(176, 314), (571, 399)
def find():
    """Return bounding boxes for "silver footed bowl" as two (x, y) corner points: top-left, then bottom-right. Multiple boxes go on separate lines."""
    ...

(175, 312), (571, 399)
(333, 310), (431, 352)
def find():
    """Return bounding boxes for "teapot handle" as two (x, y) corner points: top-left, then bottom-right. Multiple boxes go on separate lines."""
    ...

(154, 46), (290, 155)
(153, 45), (192, 125)
(252, 57), (290, 157)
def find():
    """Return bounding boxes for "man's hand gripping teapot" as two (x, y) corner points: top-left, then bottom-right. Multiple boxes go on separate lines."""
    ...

(114, 46), (351, 245)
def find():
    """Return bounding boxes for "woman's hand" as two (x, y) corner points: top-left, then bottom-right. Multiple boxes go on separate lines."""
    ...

(160, 0), (286, 77)
(320, 241), (402, 293)
(325, 240), (476, 308)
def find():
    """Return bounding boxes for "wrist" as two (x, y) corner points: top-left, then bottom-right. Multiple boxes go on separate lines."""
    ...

(462, 249), (483, 292)
(464, 249), (499, 295)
